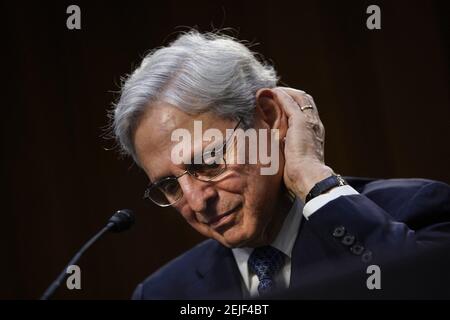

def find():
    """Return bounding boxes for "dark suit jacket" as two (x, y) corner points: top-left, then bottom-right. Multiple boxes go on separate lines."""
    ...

(132, 177), (450, 299)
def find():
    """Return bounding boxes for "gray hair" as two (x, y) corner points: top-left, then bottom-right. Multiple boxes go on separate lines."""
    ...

(111, 30), (279, 162)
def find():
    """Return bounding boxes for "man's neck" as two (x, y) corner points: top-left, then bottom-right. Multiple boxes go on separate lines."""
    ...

(252, 188), (295, 247)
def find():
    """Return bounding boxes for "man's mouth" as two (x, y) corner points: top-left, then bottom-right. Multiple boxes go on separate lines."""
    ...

(206, 203), (242, 228)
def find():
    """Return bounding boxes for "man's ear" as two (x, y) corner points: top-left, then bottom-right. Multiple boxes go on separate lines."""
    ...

(255, 88), (287, 139)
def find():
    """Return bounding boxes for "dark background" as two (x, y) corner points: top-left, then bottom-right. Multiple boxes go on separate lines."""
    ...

(2, 0), (449, 299)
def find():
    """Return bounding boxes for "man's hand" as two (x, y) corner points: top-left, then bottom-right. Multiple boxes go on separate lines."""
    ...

(273, 87), (334, 202)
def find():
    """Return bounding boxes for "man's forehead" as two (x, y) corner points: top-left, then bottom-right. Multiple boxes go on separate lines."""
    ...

(140, 101), (233, 133)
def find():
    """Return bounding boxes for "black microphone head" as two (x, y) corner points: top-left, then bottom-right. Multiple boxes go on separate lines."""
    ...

(108, 209), (135, 232)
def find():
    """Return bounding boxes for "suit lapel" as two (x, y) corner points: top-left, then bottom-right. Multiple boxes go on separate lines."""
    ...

(290, 217), (335, 289)
(190, 241), (243, 299)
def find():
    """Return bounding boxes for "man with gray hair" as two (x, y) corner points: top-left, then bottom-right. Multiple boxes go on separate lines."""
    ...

(111, 31), (450, 299)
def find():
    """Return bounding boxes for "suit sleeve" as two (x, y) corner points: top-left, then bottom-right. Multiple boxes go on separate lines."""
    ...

(305, 181), (450, 264)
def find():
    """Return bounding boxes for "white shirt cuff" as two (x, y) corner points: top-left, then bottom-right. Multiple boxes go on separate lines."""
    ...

(303, 185), (359, 219)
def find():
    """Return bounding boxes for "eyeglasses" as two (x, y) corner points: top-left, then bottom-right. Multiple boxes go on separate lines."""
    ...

(143, 119), (242, 207)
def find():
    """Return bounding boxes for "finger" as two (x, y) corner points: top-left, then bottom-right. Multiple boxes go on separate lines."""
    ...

(272, 87), (303, 118)
(282, 89), (325, 137)
(305, 93), (319, 113)
(280, 88), (313, 110)
(275, 87), (312, 115)
(282, 89), (318, 118)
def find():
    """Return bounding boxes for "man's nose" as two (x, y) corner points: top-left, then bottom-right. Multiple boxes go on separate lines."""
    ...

(178, 175), (218, 213)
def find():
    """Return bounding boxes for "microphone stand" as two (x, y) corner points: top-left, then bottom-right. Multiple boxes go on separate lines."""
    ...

(40, 209), (134, 300)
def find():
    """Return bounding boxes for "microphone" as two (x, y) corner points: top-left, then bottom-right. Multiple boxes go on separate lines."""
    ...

(40, 209), (135, 300)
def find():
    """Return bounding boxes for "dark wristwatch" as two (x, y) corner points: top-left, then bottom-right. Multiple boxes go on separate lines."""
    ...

(305, 174), (347, 204)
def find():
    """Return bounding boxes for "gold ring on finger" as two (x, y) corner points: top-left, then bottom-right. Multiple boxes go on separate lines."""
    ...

(300, 104), (314, 112)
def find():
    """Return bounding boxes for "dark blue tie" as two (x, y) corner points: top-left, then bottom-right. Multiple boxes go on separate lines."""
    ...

(248, 246), (285, 296)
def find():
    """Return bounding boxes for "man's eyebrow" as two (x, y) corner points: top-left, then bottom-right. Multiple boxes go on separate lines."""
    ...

(151, 160), (192, 182)
(190, 139), (224, 163)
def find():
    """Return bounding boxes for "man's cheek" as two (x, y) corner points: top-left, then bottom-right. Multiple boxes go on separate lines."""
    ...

(178, 208), (197, 225)
(177, 202), (193, 218)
